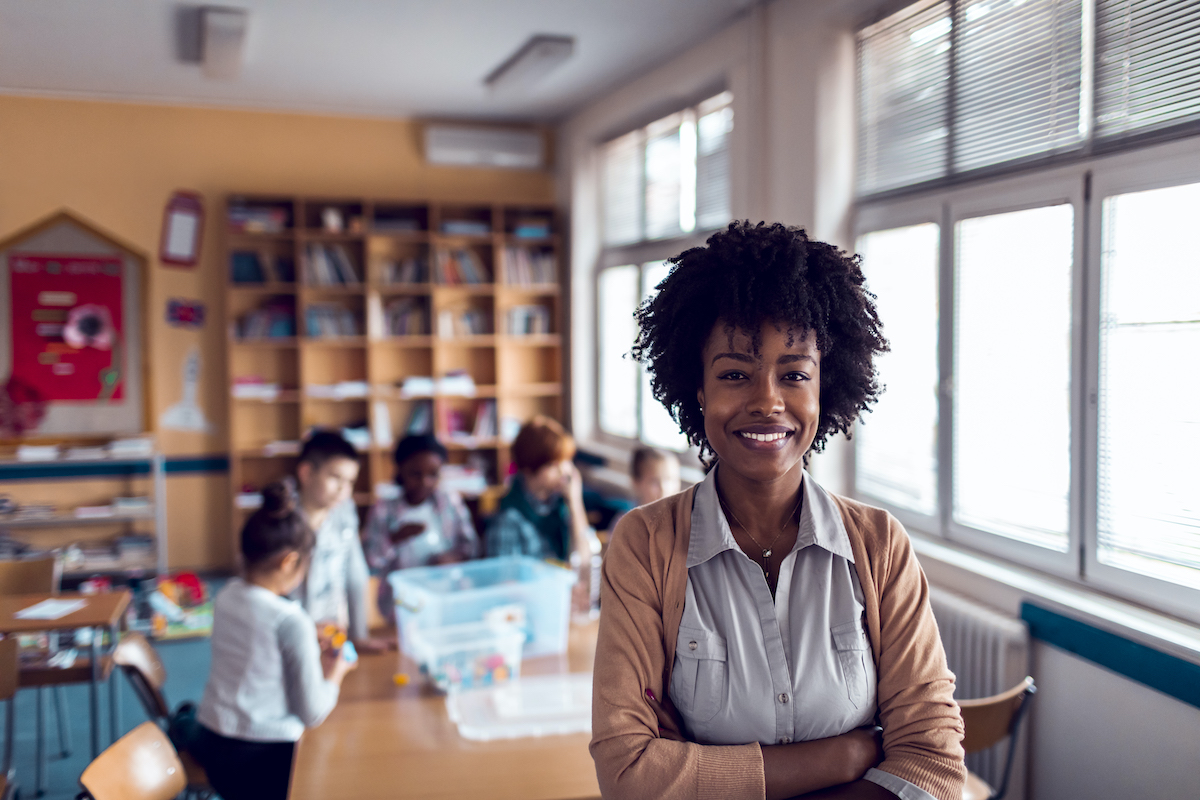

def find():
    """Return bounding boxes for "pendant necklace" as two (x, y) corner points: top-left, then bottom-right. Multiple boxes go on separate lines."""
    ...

(718, 489), (803, 578)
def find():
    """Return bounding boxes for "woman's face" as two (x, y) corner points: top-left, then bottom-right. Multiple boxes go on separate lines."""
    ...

(397, 450), (443, 506)
(697, 321), (821, 484)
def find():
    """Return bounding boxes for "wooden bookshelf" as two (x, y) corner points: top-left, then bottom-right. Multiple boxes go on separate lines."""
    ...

(223, 195), (564, 534)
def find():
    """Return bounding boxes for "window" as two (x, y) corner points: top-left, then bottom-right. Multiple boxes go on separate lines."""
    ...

(596, 93), (733, 451)
(601, 92), (733, 246)
(855, 0), (1200, 621)
(857, 0), (1200, 197)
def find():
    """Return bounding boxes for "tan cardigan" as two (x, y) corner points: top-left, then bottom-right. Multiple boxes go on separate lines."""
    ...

(590, 486), (966, 800)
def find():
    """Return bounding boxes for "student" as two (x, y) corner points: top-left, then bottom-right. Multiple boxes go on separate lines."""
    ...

(194, 482), (356, 800)
(289, 430), (389, 653)
(364, 434), (479, 616)
(485, 416), (596, 565)
(630, 446), (682, 507)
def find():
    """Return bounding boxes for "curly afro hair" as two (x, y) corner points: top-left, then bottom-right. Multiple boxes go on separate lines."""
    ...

(631, 221), (889, 464)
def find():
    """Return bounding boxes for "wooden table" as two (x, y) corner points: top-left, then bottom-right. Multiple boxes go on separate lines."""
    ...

(0, 591), (130, 759)
(289, 621), (602, 800)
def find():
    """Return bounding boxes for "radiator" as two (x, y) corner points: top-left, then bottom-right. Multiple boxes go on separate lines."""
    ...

(928, 587), (1031, 799)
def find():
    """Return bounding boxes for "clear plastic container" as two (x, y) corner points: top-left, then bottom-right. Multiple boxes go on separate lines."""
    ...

(407, 621), (525, 692)
(390, 556), (576, 658)
(445, 672), (593, 741)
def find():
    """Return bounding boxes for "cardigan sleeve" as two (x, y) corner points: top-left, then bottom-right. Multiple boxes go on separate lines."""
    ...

(589, 509), (764, 800)
(870, 512), (967, 800)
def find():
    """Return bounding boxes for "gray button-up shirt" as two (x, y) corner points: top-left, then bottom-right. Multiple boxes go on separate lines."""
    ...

(668, 467), (935, 800)
(287, 478), (370, 641)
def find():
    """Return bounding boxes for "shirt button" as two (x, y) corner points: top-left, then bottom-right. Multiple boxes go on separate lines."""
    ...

(780, 736), (792, 744)
(688, 641), (697, 651)
(778, 693), (789, 704)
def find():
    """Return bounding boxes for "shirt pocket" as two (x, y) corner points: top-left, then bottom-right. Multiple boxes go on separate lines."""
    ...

(831, 620), (872, 710)
(669, 626), (728, 725)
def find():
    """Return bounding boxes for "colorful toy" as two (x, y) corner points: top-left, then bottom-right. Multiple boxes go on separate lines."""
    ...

(393, 673), (410, 686)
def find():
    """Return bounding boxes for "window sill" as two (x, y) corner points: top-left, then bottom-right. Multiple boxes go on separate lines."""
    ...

(909, 533), (1200, 667)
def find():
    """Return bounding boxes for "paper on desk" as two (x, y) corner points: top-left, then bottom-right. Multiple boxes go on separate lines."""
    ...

(15, 599), (87, 620)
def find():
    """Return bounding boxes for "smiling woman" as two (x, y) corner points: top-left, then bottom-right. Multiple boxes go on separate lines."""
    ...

(590, 222), (966, 800)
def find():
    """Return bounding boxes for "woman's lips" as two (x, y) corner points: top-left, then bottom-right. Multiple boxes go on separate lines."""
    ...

(735, 430), (794, 449)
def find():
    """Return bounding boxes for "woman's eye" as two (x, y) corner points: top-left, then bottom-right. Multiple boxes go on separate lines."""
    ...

(718, 371), (748, 381)
(783, 371), (810, 382)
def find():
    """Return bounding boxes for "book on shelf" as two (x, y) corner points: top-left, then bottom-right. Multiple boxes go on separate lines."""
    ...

(405, 400), (434, 435)
(436, 308), (490, 338)
(398, 376), (435, 397)
(383, 298), (429, 336)
(440, 464), (488, 497)
(228, 205), (289, 234)
(306, 381), (370, 399)
(472, 399), (498, 439)
(507, 304), (552, 335)
(373, 216), (422, 233)
(15, 445), (59, 462)
(438, 371), (477, 397)
(237, 298), (297, 339)
(304, 243), (361, 286)
(372, 400), (394, 448)
(434, 249), (490, 285)
(231, 378), (281, 400)
(305, 304), (361, 337)
(441, 219), (491, 236)
(381, 256), (427, 284)
(262, 440), (301, 456)
(231, 251), (296, 284)
(512, 216), (551, 238)
(341, 425), (371, 452)
(503, 247), (557, 285)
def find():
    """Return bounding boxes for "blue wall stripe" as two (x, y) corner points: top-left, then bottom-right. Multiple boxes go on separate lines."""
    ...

(0, 456), (228, 480)
(1020, 602), (1200, 710)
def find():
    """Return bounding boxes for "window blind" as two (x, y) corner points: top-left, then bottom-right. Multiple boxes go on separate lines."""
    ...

(1096, 0), (1200, 138)
(1098, 183), (1200, 589)
(697, 94), (734, 231)
(602, 130), (643, 246)
(644, 114), (685, 241)
(954, 0), (1084, 171)
(857, 0), (952, 195)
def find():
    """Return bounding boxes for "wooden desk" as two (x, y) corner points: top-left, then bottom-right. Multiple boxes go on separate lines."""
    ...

(0, 591), (130, 758)
(290, 621), (602, 800)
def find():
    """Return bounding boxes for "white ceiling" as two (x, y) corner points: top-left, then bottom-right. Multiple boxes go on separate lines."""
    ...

(0, 0), (756, 121)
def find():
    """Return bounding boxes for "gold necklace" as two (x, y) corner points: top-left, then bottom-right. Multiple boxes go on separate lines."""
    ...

(718, 489), (803, 573)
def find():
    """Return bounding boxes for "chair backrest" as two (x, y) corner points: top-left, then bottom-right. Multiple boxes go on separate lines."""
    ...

(112, 632), (171, 721)
(0, 556), (58, 595)
(959, 676), (1036, 754)
(0, 637), (16, 703)
(78, 721), (186, 800)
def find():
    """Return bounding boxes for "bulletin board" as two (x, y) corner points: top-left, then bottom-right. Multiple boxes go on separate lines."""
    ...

(0, 211), (147, 439)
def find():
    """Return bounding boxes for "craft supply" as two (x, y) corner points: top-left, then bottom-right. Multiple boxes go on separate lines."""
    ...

(15, 598), (87, 620)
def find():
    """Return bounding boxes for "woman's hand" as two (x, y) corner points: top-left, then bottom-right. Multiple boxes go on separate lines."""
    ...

(645, 688), (687, 742)
(390, 522), (427, 543)
(763, 726), (884, 800)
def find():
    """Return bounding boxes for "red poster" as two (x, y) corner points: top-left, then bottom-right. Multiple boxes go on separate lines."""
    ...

(9, 253), (125, 401)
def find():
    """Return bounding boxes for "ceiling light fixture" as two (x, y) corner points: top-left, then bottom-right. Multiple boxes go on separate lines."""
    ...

(484, 35), (575, 94)
(202, 6), (249, 80)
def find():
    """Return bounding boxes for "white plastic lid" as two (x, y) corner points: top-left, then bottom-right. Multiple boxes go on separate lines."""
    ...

(445, 672), (593, 741)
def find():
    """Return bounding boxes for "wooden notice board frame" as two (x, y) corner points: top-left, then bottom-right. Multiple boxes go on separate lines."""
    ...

(0, 210), (149, 442)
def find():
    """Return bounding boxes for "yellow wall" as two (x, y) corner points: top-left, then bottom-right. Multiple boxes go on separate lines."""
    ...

(0, 94), (556, 570)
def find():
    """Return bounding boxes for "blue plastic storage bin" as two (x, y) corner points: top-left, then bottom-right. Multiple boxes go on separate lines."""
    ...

(389, 556), (576, 658)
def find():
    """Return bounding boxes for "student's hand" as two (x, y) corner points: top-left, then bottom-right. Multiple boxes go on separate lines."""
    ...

(645, 687), (687, 742)
(321, 645), (355, 683)
(352, 635), (393, 655)
(316, 621), (344, 651)
(390, 522), (427, 543)
(564, 462), (586, 509)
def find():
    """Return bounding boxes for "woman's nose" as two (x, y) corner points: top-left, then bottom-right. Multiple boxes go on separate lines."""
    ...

(747, 375), (785, 416)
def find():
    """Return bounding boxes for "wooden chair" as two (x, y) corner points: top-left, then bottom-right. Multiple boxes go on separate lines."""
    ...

(0, 555), (92, 797)
(960, 676), (1036, 800)
(111, 632), (213, 799)
(76, 721), (185, 800)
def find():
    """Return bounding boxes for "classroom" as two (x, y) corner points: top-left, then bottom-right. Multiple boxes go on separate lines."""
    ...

(0, 1), (1196, 799)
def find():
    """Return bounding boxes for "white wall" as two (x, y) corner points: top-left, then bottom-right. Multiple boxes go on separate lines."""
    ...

(559, 1), (1200, 798)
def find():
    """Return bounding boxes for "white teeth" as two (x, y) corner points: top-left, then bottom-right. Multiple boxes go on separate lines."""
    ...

(740, 431), (788, 442)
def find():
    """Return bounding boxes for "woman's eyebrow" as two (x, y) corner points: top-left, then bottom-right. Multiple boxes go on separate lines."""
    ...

(711, 351), (756, 365)
(778, 353), (817, 365)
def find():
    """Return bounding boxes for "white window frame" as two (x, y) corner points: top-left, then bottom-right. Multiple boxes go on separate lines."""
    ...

(853, 134), (1200, 624)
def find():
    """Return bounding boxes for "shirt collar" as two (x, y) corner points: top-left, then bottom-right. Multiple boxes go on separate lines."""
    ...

(688, 464), (854, 568)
